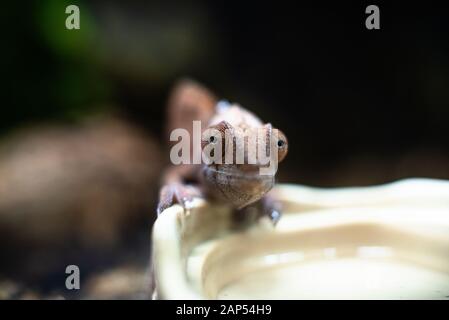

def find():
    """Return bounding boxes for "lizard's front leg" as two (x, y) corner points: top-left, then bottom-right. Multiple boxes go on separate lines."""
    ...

(232, 194), (282, 226)
(157, 182), (203, 215)
(157, 164), (205, 215)
(259, 194), (282, 225)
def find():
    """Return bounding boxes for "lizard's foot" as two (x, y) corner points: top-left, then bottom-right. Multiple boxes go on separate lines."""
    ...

(232, 195), (282, 227)
(157, 183), (203, 215)
(261, 195), (282, 226)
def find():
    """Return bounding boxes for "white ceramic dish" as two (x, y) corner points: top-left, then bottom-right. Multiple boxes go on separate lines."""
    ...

(152, 178), (449, 299)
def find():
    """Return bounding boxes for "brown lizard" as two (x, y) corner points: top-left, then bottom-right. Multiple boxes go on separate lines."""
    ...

(148, 79), (288, 298)
(157, 79), (288, 224)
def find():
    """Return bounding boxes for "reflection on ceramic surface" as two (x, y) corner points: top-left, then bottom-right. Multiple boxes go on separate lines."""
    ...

(152, 179), (449, 299)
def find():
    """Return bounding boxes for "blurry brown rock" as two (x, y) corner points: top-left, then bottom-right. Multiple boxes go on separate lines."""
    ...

(0, 116), (162, 280)
(83, 265), (148, 299)
(0, 280), (21, 299)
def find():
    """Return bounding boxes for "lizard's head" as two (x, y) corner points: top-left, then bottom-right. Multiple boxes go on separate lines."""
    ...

(200, 120), (288, 208)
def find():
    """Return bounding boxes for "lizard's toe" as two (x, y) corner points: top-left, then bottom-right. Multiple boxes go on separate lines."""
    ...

(157, 183), (203, 215)
(157, 185), (175, 215)
(268, 209), (281, 226)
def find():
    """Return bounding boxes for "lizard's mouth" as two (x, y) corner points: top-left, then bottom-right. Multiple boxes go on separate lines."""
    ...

(204, 164), (276, 179)
(202, 164), (275, 208)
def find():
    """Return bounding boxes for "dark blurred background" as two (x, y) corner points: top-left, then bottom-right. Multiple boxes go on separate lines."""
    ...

(1, 0), (448, 299)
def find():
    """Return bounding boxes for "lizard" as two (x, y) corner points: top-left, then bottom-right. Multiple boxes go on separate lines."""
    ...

(157, 79), (288, 225)
(147, 79), (288, 298)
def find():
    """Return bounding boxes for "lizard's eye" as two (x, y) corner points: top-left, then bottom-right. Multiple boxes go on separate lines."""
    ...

(276, 130), (288, 162)
(277, 139), (285, 148)
(201, 128), (223, 158)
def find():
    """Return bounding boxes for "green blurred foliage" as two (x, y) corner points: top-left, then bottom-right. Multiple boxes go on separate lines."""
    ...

(39, 0), (96, 59)
(2, 0), (112, 135)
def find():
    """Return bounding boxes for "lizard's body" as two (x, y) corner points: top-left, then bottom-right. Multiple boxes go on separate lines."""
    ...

(157, 80), (288, 222)
(149, 80), (288, 298)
